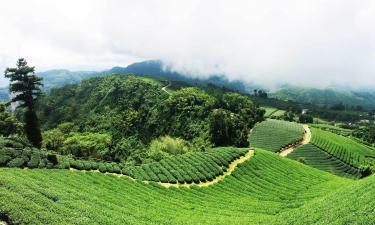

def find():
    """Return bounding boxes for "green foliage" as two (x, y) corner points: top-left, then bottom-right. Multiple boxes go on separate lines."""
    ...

(27, 153), (41, 168)
(0, 137), (63, 169)
(37, 75), (264, 162)
(0, 149), (373, 224)
(209, 109), (239, 146)
(147, 136), (190, 161)
(299, 114), (313, 123)
(162, 87), (216, 140)
(353, 123), (375, 144)
(110, 136), (146, 164)
(4, 58), (43, 147)
(42, 128), (65, 151)
(0, 103), (22, 136)
(62, 132), (112, 159)
(57, 122), (77, 134)
(282, 111), (296, 122)
(209, 93), (264, 147)
(249, 120), (305, 152)
(7, 157), (25, 167)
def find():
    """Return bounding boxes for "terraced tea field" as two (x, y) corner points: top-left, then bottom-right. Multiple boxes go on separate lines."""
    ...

(311, 127), (375, 160)
(1, 120), (374, 224)
(287, 144), (361, 179)
(123, 147), (249, 184)
(286, 127), (375, 178)
(1, 149), (373, 225)
(249, 120), (305, 152)
(0, 143), (249, 185)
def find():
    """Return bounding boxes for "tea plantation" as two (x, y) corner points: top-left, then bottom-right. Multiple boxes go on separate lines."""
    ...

(249, 119), (305, 152)
(1, 149), (374, 225)
(0, 138), (249, 184)
(286, 127), (375, 178)
(287, 144), (362, 179)
(1, 121), (375, 224)
(124, 147), (249, 184)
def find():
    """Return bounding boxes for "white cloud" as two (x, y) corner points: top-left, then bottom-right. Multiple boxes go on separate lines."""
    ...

(0, 0), (375, 89)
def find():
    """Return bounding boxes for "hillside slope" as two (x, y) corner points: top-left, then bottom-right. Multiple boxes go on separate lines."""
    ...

(273, 86), (375, 109)
(1, 149), (372, 225)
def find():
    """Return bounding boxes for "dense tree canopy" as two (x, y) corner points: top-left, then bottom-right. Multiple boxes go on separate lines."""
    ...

(0, 103), (22, 136)
(37, 75), (264, 163)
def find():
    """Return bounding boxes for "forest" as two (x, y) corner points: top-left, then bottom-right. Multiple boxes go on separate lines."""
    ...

(1, 59), (265, 165)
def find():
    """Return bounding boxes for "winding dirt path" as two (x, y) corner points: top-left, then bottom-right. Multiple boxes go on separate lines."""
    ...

(278, 125), (311, 157)
(161, 81), (171, 94)
(70, 149), (255, 188)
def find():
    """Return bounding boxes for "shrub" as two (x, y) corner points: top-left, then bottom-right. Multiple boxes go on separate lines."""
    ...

(0, 155), (12, 166)
(42, 128), (65, 151)
(62, 132), (112, 159)
(148, 136), (190, 162)
(0, 104), (22, 136)
(82, 161), (92, 170)
(27, 154), (41, 168)
(112, 164), (121, 174)
(98, 163), (107, 173)
(7, 157), (25, 168)
(38, 159), (47, 168)
(47, 154), (58, 165)
(105, 163), (114, 173)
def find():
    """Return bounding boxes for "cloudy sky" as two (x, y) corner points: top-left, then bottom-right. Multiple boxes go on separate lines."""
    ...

(1, 0), (375, 88)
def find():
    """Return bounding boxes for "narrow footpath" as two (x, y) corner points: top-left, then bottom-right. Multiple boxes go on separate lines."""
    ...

(278, 125), (311, 157)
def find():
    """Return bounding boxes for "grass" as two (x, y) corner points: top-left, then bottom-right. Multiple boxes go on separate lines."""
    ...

(249, 119), (305, 152)
(1, 149), (373, 225)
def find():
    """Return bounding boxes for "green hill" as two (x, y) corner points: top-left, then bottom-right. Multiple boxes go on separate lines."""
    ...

(36, 74), (264, 164)
(1, 148), (373, 225)
(273, 86), (375, 109)
(249, 120), (305, 152)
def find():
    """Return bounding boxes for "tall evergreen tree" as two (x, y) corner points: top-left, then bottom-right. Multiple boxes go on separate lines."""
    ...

(4, 58), (43, 147)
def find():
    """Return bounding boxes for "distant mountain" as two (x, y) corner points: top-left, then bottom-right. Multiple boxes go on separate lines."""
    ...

(37, 69), (98, 91)
(108, 60), (258, 93)
(0, 87), (9, 101)
(28, 60), (375, 110)
(272, 86), (375, 110)
(35, 61), (259, 94)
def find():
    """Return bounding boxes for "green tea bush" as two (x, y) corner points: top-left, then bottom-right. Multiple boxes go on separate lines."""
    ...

(98, 163), (107, 173)
(27, 154), (41, 168)
(7, 157), (25, 167)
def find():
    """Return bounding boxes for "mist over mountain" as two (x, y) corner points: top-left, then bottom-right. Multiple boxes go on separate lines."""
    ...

(2, 59), (375, 109)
